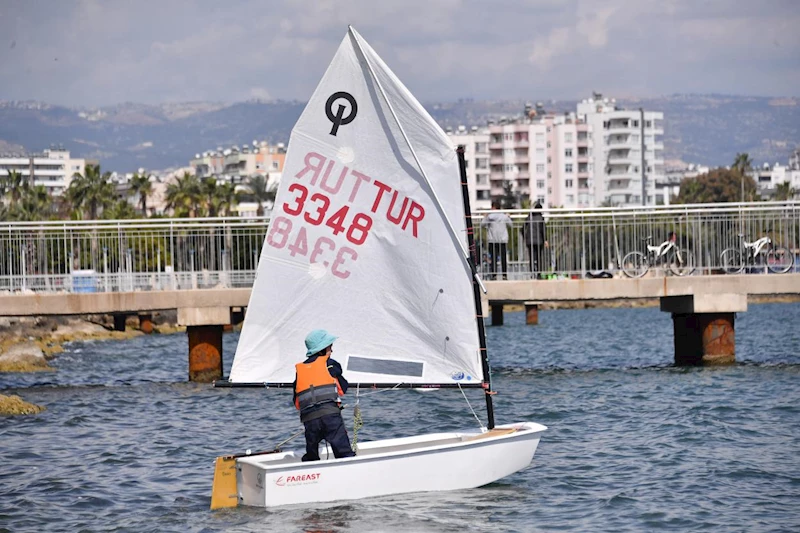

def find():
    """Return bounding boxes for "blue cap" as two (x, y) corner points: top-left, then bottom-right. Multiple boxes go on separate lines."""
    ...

(305, 329), (338, 356)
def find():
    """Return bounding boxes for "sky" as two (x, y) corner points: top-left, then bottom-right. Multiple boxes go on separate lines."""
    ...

(0, 0), (798, 107)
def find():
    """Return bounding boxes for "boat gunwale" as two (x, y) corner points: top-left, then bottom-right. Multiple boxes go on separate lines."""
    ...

(237, 422), (547, 472)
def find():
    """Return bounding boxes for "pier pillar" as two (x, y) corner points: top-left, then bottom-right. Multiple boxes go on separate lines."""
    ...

(187, 325), (223, 382)
(490, 304), (504, 326)
(178, 306), (232, 382)
(525, 301), (540, 325)
(660, 294), (746, 366)
(671, 313), (736, 365)
(138, 314), (154, 334)
(113, 314), (127, 332)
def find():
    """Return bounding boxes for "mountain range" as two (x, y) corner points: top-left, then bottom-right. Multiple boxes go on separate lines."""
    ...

(0, 94), (797, 173)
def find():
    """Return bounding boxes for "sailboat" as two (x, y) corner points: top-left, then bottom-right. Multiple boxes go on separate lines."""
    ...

(211, 26), (546, 509)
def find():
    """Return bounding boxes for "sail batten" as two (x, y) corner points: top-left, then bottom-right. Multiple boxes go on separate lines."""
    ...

(230, 27), (481, 386)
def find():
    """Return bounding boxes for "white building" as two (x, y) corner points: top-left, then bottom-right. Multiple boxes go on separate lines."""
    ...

(752, 161), (800, 199)
(447, 125), (492, 211)
(0, 147), (86, 196)
(546, 113), (593, 208)
(577, 94), (664, 206)
(657, 163), (710, 204)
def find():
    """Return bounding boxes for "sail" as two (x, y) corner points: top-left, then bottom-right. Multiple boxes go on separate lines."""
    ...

(230, 27), (481, 385)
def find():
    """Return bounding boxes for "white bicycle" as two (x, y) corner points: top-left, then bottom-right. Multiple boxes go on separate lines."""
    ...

(720, 234), (794, 274)
(621, 235), (695, 278)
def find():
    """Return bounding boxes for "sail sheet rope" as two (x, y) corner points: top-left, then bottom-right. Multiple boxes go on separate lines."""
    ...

(348, 382), (486, 450)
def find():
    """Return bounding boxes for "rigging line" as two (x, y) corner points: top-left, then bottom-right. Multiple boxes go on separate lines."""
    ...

(458, 383), (486, 431)
(348, 26), (476, 282)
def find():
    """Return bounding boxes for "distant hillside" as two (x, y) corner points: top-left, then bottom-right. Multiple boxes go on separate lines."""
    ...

(0, 94), (797, 172)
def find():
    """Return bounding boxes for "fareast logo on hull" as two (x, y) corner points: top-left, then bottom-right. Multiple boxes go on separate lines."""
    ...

(275, 472), (321, 487)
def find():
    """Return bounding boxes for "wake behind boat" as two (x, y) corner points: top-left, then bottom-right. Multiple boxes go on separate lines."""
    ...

(211, 26), (546, 509)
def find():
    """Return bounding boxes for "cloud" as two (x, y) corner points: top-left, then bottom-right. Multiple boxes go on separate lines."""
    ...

(0, 0), (797, 106)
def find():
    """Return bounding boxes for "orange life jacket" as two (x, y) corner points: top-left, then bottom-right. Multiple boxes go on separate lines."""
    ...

(294, 355), (344, 411)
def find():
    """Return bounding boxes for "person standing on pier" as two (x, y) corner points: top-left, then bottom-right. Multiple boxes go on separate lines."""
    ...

(481, 201), (513, 280)
(523, 200), (549, 279)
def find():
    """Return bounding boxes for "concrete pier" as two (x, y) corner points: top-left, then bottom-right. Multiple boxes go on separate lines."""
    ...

(187, 325), (223, 382)
(491, 304), (504, 326)
(525, 301), (540, 325)
(660, 293), (747, 365)
(139, 314), (153, 334)
(113, 314), (127, 332)
(178, 306), (231, 382)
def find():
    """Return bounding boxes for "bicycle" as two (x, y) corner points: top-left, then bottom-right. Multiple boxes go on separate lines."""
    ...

(720, 234), (794, 274)
(621, 236), (695, 278)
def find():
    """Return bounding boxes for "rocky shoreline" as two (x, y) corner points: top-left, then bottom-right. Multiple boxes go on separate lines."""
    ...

(0, 312), (184, 415)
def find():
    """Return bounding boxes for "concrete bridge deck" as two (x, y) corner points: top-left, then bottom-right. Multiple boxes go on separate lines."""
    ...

(1, 274), (798, 317)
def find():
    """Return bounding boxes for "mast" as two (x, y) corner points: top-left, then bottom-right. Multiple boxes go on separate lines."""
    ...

(457, 146), (495, 430)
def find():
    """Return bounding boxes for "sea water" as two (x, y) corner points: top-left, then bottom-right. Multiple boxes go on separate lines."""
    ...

(2, 303), (799, 532)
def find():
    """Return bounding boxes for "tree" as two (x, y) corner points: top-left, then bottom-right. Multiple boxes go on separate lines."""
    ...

(200, 177), (236, 217)
(674, 168), (759, 204)
(774, 182), (797, 201)
(499, 180), (518, 209)
(240, 175), (276, 216)
(129, 172), (153, 215)
(101, 198), (138, 220)
(66, 164), (115, 219)
(165, 171), (202, 217)
(11, 185), (52, 221)
(213, 181), (238, 217)
(2, 170), (28, 207)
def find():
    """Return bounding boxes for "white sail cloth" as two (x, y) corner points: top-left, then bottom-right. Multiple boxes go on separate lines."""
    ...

(230, 28), (481, 385)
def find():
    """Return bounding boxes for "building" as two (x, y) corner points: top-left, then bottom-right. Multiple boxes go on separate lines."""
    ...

(447, 125), (492, 211)
(752, 160), (800, 199)
(486, 107), (549, 208)
(545, 113), (593, 208)
(0, 147), (86, 196)
(576, 93), (664, 206)
(657, 163), (710, 204)
(190, 140), (286, 184)
(448, 103), (596, 209)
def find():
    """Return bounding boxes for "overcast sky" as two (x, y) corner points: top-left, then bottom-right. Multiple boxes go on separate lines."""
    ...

(0, 0), (798, 107)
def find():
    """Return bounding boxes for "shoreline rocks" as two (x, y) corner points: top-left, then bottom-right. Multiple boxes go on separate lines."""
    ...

(0, 393), (45, 415)
(0, 312), (184, 373)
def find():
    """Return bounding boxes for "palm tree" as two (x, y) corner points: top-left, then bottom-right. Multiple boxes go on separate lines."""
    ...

(241, 174), (277, 216)
(2, 170), (28, 207)
(775, 182), (796, 201)
(200, 177), (220, 217)
(101, 198), (138, 219)
(66, 164), (115, 219)
(214, 182), (238, 217)
(129, 172), (153, 216)
(165, 171), (202, 217)
(12, 185), (52, 221)
(732, 153), (753, 202)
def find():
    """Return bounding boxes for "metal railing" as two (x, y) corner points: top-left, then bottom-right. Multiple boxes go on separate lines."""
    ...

(1, 202), (798, 293)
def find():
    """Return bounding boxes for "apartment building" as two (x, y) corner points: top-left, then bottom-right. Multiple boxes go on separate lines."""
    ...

(191, 140), (286, 184)
(0, 147), (86, 196)
(545, 114), (593, 208)
(577, 94), (664, 206)
(447, 125), (492, 211)
(487, 109), (549, 207)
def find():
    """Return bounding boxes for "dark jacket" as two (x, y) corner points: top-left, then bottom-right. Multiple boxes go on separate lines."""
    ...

(523, 210), (546, 247)
(292, 354), (349, 423)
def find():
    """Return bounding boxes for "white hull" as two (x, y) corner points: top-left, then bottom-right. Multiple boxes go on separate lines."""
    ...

(236, 422), (546, 507)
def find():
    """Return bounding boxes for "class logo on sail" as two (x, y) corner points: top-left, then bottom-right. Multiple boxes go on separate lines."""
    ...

(325, 91), (358, 136)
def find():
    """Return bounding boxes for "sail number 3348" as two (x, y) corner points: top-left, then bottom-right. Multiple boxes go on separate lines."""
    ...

(267, 183), (372, 279)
